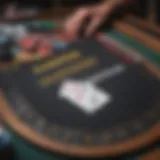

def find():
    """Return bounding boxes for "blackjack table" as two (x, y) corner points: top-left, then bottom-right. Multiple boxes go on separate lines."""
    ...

(0, 8), (160, 160)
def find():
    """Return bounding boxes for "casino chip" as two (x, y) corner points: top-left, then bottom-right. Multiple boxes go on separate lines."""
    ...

(0, 34), (15, 61)
(0, 126), (11, 149)
(0, 35), (9, 44)
(27, 21), (55, 32)
(1, 25), (27, 39)
(19, 36), (38, 51)
(52, 37), (70, 52)
(53, 39), (68, 48)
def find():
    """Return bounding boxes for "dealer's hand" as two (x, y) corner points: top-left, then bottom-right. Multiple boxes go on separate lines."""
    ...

(65, 0), (126, 37)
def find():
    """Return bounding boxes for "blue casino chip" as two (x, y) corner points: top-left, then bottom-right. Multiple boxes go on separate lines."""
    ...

(11, 46), (20, 57)
(53, 39), (69, 50)
(0, 34), (9, 45)
(0, 127), (11, 149)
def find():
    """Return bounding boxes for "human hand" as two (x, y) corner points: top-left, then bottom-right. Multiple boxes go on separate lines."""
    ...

(65, 0), (125, 38)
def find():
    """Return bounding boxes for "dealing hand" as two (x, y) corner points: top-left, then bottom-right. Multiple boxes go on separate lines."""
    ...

(64, 0), (125, 38)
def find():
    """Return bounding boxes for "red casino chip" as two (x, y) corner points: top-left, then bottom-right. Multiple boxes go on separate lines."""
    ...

(40, 48), (50, 56)
(19, 34), (41, 50)
(19, 37), (35, 50)
(38, 40), (52, 56)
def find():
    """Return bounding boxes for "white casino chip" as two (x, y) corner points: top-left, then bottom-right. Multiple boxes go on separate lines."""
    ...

(2, 25), (27, 38)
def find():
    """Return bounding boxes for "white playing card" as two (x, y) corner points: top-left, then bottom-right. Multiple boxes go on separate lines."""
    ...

(59, 80), (112, 114)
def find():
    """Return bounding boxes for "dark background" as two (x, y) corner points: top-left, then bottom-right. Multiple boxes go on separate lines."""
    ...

(1, 0), (159, 23)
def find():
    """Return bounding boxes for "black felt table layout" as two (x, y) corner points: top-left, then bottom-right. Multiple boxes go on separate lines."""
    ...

(1, 38), (160, 157)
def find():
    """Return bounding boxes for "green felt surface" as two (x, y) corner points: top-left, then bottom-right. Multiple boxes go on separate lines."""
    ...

(5, 26), (160, 160)
(107, 30), (160, 66)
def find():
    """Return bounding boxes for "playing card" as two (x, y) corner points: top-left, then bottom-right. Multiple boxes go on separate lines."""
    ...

(59, 80), (112, 114)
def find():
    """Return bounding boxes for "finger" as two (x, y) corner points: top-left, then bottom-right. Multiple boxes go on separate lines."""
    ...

(85, 16), (105, 36)
(65, 10), (88, 36)
(64, 8), (89, 37)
